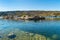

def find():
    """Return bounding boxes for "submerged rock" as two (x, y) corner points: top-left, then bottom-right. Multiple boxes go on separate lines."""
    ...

(8, 33), (16, 39)
(0, 36), (2, 38)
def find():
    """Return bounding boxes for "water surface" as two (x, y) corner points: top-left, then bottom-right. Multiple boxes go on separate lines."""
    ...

(0, 19), (60, 40)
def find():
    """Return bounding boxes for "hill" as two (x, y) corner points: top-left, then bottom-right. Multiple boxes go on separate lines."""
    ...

(0, 11), (60, 16)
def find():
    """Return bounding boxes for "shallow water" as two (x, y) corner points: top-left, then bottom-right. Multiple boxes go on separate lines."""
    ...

(0, 19), (60, 40)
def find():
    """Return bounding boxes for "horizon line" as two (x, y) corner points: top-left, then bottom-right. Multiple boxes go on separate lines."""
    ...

(0, 10), (60, 12)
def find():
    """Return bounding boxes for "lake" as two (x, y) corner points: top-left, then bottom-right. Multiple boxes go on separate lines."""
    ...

(0, 19), (60, 40)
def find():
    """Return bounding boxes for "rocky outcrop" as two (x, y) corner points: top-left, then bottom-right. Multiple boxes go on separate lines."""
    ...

(28, 16), (45, 20)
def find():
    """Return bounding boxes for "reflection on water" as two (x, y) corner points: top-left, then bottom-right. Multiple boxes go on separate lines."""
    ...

(0, 19), (60, 40)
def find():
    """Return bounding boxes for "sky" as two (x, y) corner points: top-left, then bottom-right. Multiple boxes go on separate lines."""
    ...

(0, 0), (60, 11)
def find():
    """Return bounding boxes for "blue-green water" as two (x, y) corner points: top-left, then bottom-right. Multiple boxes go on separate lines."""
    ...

(0, 19), (60, 40)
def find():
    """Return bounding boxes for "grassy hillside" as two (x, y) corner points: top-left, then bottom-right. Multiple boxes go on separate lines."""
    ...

(0, 11), (60, 16)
